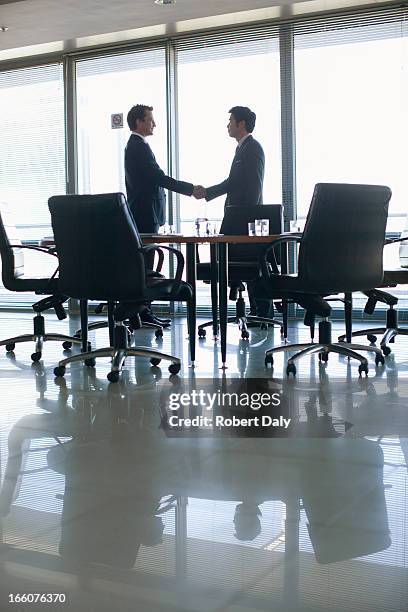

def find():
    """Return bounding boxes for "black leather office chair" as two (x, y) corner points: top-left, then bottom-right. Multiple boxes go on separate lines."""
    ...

(48, 193), (194, 383)
(256, 183), (391, 375)
(197, 205), (284, 340)
(0, 202), (82, 361)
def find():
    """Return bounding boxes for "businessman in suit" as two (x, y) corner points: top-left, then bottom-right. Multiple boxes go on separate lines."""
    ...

(125, 104), (203, 326)
(197, 106), (265, 208)
(195, 106), (271, 318)
(125, 104), (204, 232)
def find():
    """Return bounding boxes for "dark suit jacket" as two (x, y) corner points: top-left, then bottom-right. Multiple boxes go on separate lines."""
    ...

(125, 134), (193, 232)
(205, 135), (265, 207)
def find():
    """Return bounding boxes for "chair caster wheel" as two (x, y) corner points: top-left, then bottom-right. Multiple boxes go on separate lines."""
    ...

(62, 341), (72, 350)
(241, 330), (250, 340)
(375, 355), (385, 366)
(54, 366), (66, 377)
(358, 363), (368, 376)
(264, 354), (274, 367)
(150, 358), (161, 366)
(5, 343), (15, 352)
(168, 362), (181, 375)
(319, 352), (329, 362)
(382, 345), (391, 356)
(155, 329), (163, 339)
(107, 371), (120, 383)
(84, 358), (96, 367)
(31, 352), (42, 362)
(286, 363), (296, 376)
(198, 329), (206, 338)
(367, 334), (377, 343)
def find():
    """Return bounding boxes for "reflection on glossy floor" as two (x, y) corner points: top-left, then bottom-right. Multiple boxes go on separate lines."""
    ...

(0, 312), (407, 612)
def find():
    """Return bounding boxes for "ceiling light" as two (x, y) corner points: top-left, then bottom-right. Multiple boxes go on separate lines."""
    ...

(154, 0), (176, 5)
(0, 26), (9, 32)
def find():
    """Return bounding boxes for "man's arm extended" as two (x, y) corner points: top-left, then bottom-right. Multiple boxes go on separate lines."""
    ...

(204, 178), (229, 202)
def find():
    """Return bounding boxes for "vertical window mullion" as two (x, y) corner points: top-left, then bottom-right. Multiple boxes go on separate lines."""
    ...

(166, 41), (178, 311)
(279, 23), (298, 300)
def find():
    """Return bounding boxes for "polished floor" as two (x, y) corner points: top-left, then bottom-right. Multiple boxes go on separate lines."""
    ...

(0, 312), (407, 612)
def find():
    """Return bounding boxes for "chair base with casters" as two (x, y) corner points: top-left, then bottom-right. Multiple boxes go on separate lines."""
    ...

(338, 285), (407, 356)
(198, 283), (283, 340)
(0, 295), (83, 362)
(73, 310), (164, 342)
(264, 318), (385, 377)
(54, 320), (181, 383)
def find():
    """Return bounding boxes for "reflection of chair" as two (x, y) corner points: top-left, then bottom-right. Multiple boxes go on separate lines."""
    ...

(197, 205), (284, 340)
(301, 438), (391, 564)
(257, 183), (391, 375)
(0, 372), (392, 571)
(0, 202), (82, 361)
(49, 193), (194, 382)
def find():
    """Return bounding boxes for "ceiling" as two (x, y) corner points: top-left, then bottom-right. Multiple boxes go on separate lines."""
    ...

(0, 0), (395, 62)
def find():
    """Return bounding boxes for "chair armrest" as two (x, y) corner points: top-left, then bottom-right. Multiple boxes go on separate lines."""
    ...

(385, 236), (408, 245)
(155, 247), (164, 273)
(8, 244), (60, 287)
(140, 244), (185, 297)
(9, 244), (59, 257)
(258, 235), (302, 280)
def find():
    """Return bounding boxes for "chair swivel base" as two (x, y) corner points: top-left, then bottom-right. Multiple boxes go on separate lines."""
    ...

(337, 305), (407, 356)
(247, 315), (284, 331)
(265, 317), (387, 376)
(338, 327), (408, 356)
(74, 320), (164, 340)
(265, 340), (385, 377)
(198, 316), (283, 340)
(0, 313), (83, 362)
(54, 322), (181, 382)
(54, 346), (180, 382)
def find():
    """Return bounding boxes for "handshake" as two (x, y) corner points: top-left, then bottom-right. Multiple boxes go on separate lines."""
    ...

(192, 185), (207, 200)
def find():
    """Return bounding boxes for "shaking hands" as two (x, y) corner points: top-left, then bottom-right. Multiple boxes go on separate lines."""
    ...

(193, 185), (206, 200)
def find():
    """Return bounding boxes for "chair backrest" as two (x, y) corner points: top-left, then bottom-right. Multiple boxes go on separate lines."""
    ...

(298, 183), (391, 292)
(48, 193), (147, 301)
(0, 201), (25, 289)
(220, 204), (283, 263)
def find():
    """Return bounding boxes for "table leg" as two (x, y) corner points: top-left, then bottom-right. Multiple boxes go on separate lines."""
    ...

(186, 243), (196, 367)
(344, 292), (352, 343)
(210, 243), (219, 339)
(218, 242), (228, 369)
(80, 299), (88, 353)
(107, 301), (115, 346)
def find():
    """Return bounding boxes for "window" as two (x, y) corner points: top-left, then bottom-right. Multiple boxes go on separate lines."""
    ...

(0, 64), (65, 307)
(177, 34), (282, 232)
(294, 13), (408, 232)
(76, 48), (167, 196)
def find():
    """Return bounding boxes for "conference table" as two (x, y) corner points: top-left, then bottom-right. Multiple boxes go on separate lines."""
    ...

(143, 233), (289, 368)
